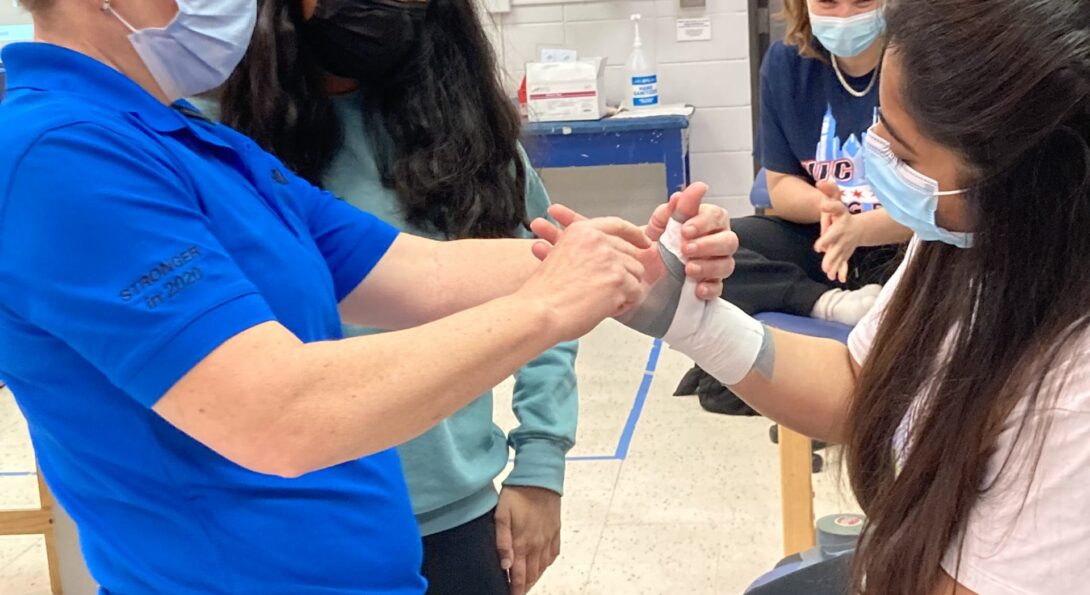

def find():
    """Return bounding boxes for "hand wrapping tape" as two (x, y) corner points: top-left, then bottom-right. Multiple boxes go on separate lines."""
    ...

(621, 214), (767, 386)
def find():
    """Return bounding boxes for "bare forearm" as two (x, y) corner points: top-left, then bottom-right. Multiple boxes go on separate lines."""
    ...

(428, 238), (541, 317)
(284, 297), (557, 472)
(857, 209), (913, 247)
(730, 328), (856, 442)
(768, 172), (824, 224)
(341, 235), (540, 330)
(158, 295), (561, 477)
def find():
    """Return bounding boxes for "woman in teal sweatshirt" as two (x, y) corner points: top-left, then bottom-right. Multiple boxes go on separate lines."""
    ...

(217, 0), (576, 593)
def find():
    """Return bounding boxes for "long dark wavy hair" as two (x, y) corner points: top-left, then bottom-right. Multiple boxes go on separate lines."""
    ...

(220, 0), (528, 239)
(845, 1), (1090, 593)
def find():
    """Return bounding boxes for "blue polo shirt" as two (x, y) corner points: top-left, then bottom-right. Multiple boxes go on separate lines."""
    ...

(0, 43), (426, 594)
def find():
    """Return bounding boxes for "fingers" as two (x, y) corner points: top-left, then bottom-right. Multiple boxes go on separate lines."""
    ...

(496, 509), (515, 573)
(646, 193), (682, 242)
(547, 204), (587, 228)
(696, 279), (724, 300)
(838, 261), (849, 284)
(822, 246), (846, 282)
(616, 252), (647, 282)
(819, 200), (848, 214)
(530, 548), (554, 593)
(587, 217), (652, 250)
(511, 556), (528, 595)
(681, 203), (731, 242)
(687, 253), (735, 286)
(822, 247), (838, 281)
(604, 233), (648, 286)
(681, 229), (739, 261)
(525, 554), (542, 595)
(819, 201), (847, 237)
(530, 218), (561, 246)
(815, 222), (845, 254)
(605, 233), (644, 260)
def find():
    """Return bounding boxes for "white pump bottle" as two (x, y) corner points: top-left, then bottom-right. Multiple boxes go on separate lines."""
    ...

(625, 14), (659, 110)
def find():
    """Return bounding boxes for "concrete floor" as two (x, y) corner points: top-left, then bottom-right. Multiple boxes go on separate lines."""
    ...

(0, 320), (859, 595)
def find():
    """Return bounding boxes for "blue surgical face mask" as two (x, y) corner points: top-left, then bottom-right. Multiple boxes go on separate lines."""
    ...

(809, 8), (886, 58)
(862, 127), (975, 248)
(104, 0), (257, 102)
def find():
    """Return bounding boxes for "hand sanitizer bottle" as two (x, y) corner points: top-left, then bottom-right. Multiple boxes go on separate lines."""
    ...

(626, 14), (659, 110)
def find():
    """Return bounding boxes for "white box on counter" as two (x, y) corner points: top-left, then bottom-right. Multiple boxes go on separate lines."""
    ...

(525, 58), (607, 123)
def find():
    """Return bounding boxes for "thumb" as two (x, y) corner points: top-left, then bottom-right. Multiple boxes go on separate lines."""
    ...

(531, 241), (552, 262)
(496, 508), (515, 571)
(673, 182), (709, 223)
(815, 179), (841, 201)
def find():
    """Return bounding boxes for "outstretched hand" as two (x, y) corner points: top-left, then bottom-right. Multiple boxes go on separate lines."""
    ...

(813, 179), (861, 284)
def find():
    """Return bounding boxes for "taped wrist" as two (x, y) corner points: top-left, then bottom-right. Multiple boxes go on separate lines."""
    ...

(621, 216), (765, 386)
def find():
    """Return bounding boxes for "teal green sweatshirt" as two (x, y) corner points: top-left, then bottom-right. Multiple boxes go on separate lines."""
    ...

(324, 93), (579, 536)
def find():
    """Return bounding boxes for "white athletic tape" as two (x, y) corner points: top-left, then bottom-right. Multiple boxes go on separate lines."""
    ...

(659, 218), (765, 386)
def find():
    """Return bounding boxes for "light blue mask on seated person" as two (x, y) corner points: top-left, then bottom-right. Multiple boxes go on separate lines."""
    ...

(862, 127), (975, 248)
(809, 9), (886, 58)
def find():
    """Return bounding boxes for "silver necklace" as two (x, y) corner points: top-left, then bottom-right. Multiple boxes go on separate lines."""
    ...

(832, 55), (879, 98)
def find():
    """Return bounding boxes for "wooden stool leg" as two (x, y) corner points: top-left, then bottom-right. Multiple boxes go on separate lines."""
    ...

(779, 425), (816, 557)
(36, 470), (63, 595)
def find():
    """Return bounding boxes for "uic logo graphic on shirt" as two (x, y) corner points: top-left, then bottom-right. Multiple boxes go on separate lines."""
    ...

(801, 105), (880, 213)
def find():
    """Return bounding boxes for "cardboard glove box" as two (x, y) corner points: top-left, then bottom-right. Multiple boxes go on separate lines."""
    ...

(525, 58), (607, 123)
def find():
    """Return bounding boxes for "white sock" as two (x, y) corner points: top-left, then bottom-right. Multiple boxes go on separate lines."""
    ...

(811, 284), (882, 326)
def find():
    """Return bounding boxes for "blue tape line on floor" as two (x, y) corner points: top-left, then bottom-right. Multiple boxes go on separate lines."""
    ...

(0, 471), (36, 477)
(613, 339), (662, 460)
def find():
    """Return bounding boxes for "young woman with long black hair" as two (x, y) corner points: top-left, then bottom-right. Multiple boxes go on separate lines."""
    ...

(218, 1), (574, 593)
(678, 0), (911, 415)
(658, 0), (1090, 592)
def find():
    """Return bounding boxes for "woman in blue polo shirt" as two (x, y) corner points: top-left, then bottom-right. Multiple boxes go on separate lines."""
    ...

(216, 1), (574, 594)
(0, 1), (736, 593)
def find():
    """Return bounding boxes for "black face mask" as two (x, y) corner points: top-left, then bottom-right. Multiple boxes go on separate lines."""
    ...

(304, 0), (428, 82)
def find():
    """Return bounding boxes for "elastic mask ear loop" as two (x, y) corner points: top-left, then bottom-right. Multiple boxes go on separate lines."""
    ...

(102, 1), (139, 33)
(935, 188), (967, 197)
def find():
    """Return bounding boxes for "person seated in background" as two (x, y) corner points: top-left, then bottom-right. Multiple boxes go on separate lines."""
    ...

(216, 1), (574, 593)
(677, 0), (910, 415)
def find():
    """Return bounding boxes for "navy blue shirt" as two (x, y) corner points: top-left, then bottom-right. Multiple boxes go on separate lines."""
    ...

(758, 41), (881, 212)
(0, 43), (426, 594)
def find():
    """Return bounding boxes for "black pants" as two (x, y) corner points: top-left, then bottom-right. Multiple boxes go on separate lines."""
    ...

(726, 215), (898, 316)
(422, 509), (510, 595)
(747, 554), (853, 595)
